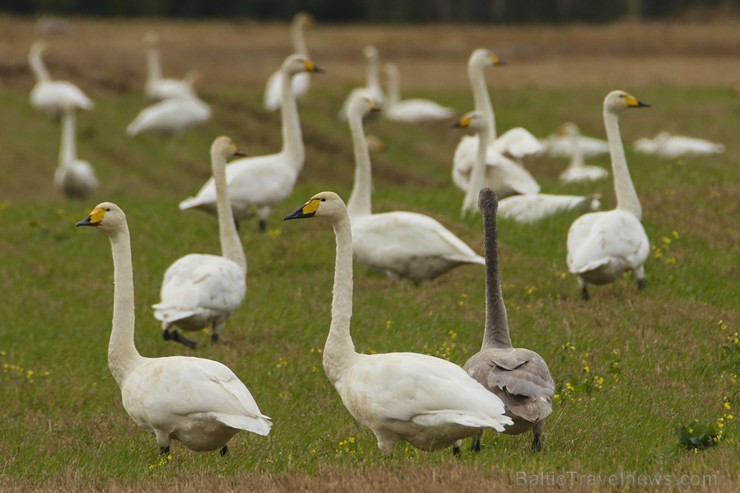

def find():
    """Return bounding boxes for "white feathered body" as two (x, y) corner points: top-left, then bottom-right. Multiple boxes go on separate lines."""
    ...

(350, 211), (484, 282)
(146, 78), (196, 102)
(633, 133), (725, 159)
(541, 134), (609, 158)
(54, 159), (98, 199)
(497, 194), (600, 224)
(30, 81), (93, 115)
(121, 355), (271, 452)
(264, 71), (309, 111)
(567, 210), (649, 285)
(127, 97), (211, 136)
(385, 98), (454, 123)
(153, 254), (246, 331)
(560, 164), (609, 183)
(332, 352), (512, 452)
(179, 154), (298, 221)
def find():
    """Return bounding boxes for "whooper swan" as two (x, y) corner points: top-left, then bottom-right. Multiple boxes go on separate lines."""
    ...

(633, 131), (725, 159)
(28, 40), (93, 116)
(383, 63), (454, 123)
(567, 90), (651, 300)
(541, 122), (609, 159)
(126, 95), (211, 137)
(179, 54), (325, 232)
(452, 49), (541, 198)
(284, 191), (512, 454)
(144, 32), (198, 102)
(55, 104), (98, 199)
(263, 12), (314, 111)
(153, 137), (247, 349)
(338, 46), (385, 121)
(345, 94), (484, 282)
(557, 123), (609, 183)
(76, 202), (271, 456)
(463, 188), (555, 452)
(454, 111), (600, 222)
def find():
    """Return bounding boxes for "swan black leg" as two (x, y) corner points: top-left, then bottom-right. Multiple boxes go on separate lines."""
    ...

(452, 445), (461, 456)
(160, 446), (170, 455)
(163, 329), (197, 349)
(220, 445), (229, 457)
(211, 333), (220, 343)
(581, 285), (590, 301)
(470, 437), (481, 452)
(259, 219), (267, 233)
(637, 278), (646, 291)
(531, 435), (543, 452)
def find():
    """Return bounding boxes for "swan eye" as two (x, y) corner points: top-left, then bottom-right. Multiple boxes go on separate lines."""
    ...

(105, 208), (111, 211)
(321, 198), (326, 202)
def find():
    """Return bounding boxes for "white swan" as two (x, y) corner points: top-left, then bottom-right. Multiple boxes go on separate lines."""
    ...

(28, 40), (93, 116)
(558, 123), (610, 184)
(54, 104), (98, 199)
(126, 96), (211, 137)
(338, 46), (385, 120)
(567, 90), (651, 300)
(452, 49), (541, 198)
(541, 122), (609, 159)
(263, 12), (313, 111)
(345, 95), (484, 282)
(383, 63), (454, 123)
(144, 32), (198, 102)
(454, 110), (599, 222)
(76, 202), (271, 456)
(633, 131), (725, 159)
(179, 54), (324, 232)
(464, 188), (555, 452)
(153, 137), (247, 349)
(283, 191), (512, 454)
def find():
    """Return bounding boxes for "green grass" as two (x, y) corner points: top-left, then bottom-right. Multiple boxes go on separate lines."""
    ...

(0, 80), (737, 491)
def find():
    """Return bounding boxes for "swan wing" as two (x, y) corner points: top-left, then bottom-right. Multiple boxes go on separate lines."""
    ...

(465, 348), (555, 399)
(386, 99), (454, 122)
(498, 194), (598, 223)
(127, 98), (211, 136)
(263, 69), (283, 111)
(148, 79), (196, 101)
(490, 127), (543, 158)
(31, 81), (93, 111)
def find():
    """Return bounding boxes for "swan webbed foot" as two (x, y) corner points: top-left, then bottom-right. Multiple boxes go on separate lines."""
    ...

(580, 285), (590, 301)
(470, 437), (481, 453)
(259, 219), (267, 233)
(219, 445), (229, 457)
(159, 446), (170, 456)
(163, 329), (197, 349)
(637, 278), (646, 291)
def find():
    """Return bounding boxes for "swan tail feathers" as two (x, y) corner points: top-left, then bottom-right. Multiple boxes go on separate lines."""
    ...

(570, 257), (610, 275)
(444, 254), (486, 266)
(178, 196), (201, 211)
(213, 413), (273, 435)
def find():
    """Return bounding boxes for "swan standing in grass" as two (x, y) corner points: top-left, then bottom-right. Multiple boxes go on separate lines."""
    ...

(28, 40), (93, 116)
(567, 90), (651, 300)
(345, 95), (484, 282)
(557, 122), (610, 183)
(383, 63), (454, 123)
(454, 110), (599, 222)
(633, 131), (725, 159)
(153, 137), (247, 349)
(284, 191), (512, 454)
(541, 122), (609, 159)
(76, 202), (271, 456)
(54, 104), (98, 199)
(462, 188), (554, 452)
(263, 12), (314, 111)
(143, 32), (198, 102)
(126, 95), (211, 137)
(452, 49), (541, 198)
(179, 54), (324, 232)
(338, 46), (384, 120)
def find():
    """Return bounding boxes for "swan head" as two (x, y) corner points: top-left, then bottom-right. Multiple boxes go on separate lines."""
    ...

(212, 136), (246, 162)
(76, 202), (125, 234)
(469, 48), (505, 69)
(144, 31), (159, 46)
(478, 187), (499, 216)
(348, 94), (381, 121)
(451, 110), (487, 132)
(284, 191), (345, 222)
(557, 122), (580, 137)
(383, 62), (399, 79)
(604, 90), (650, 114)
(363, 46), (379, 61)
(282, 54), (325, 76)
(295, 12), (314, 27)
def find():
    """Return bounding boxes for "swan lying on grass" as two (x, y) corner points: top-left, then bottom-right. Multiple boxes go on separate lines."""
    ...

(633, 131), (725, 159)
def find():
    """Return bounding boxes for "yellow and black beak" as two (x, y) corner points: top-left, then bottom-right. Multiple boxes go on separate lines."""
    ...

(626, 94), (650, 108)
(76, 207), (105, 227)
(304, 60), (326, 74)
(284, 198), (321, 220)
(491, 55), (506, 66)
(451, 114), (472, 129)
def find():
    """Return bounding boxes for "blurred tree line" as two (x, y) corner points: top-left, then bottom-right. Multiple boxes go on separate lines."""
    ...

(1, 0), (735, 22)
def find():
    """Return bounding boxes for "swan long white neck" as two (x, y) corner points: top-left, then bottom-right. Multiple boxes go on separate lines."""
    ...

(213, 148), (247, 273)
(570, 131), (585, 169)
(346, 109), (373, 218)
(463, 122), (492, 212)
(279, 66), (305, 169)
(108, 222), (143, 387)
(59, 109), (77, 171)
(468, 62), (496, 141)
(291, 17), (309, 56)
(29, 44), (51, 83)
(604, 109), (642, 219)
(323, 213), (359, 384)
(386, 65), (400, 108)
(481, 196), (512, 349)
(145, 44), (163, 86)
(366, 56), (381, 97)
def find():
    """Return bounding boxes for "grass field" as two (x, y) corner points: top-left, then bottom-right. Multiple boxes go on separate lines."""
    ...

(1, 16), (738, 492)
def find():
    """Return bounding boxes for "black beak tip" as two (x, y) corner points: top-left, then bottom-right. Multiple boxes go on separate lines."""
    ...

(314, 66), (327, 74)
(234, 151), (247, 157)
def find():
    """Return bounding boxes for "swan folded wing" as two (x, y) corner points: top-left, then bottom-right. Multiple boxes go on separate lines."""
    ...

(484, 152), (541, 195)
(490, 127), (543, 158)
(263, 70), (283, 111)
(465, 349), (555, 399)
(128, 357), (271, 435)
(345, 353), (512, 431)
(388, 100), (454, 122)
(498, 195), (588, 223)
(32, 81), (93, 110)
